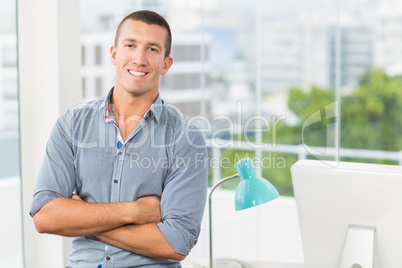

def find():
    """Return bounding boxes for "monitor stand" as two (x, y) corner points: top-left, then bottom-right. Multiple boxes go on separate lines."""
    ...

(341, 225), (375, 268)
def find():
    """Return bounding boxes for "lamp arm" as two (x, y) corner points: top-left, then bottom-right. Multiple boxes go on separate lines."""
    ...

(209, 173), (239, 268)
(209, 174), (240, 200)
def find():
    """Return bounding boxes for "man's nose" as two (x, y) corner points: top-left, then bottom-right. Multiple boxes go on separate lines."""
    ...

(132, 49), (147, 65)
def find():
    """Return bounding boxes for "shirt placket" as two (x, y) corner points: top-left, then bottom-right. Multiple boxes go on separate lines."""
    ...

(104, 95), (151, 204)
(108, 122), (125, 203)
(107, 115), (148, 203)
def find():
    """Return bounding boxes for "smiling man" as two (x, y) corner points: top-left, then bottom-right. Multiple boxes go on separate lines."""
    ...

(29, 10), (208, 268)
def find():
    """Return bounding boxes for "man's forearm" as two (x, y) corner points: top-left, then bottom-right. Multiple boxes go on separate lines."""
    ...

(94, 223), (186, 261)
(33, 194), (161, 237)
(33, 197), (138, 237)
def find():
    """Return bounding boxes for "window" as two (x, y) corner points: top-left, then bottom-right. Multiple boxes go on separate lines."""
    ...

(3, 45), (17, 67)
(81, 45), (86, 66)
(172, 45), (203, 61)
(95, 45), (102, 65)
(82, 77), (87, 98)
(95, 76), (103, 96)
(161, 73), (202, 90)
(78, 0), (402, 187)
(0, 0), (23, 267)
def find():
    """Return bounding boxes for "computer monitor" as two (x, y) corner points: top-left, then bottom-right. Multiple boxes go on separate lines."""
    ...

(291, 159), (402, 268)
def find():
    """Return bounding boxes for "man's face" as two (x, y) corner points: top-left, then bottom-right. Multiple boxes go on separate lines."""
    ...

(110, 19), (173, 98)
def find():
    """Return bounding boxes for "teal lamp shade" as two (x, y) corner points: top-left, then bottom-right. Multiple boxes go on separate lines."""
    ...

(235, 158), (280, 211)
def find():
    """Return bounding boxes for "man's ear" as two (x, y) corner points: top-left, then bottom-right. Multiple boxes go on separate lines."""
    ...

(161, 56), (173, 75)
(110, 45), (117, 65)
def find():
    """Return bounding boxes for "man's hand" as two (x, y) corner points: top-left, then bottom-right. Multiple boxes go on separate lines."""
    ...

(71, 194), (83, 201)
(132, 196), (161, 225)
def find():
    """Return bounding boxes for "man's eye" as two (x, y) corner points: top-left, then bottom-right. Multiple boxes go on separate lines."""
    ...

(125, 44), (134, 48)
(149, 47), (158, 52)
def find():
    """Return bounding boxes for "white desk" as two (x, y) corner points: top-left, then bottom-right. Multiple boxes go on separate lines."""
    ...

(184, 258), (304, 268)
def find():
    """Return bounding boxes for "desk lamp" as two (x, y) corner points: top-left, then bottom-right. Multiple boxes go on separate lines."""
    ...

(208, 158), (280, 268)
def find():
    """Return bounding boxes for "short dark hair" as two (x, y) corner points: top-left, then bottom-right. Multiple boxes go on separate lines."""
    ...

(115, 10), (172, 58)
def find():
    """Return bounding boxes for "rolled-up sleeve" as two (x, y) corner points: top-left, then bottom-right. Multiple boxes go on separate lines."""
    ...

(157, 125), (208, 255)
(30, 110), (76, 217)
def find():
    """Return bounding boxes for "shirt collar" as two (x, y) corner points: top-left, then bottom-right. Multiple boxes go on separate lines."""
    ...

(103, 88), (116, 126)
(149, 94), (163, 122)
(103, 87), (163, 123)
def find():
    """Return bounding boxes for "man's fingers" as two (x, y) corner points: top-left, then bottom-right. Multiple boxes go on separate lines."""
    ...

(71, 194), (83, 201)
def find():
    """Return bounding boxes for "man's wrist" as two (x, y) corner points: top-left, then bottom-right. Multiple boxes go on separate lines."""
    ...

(127, 200), (140, 224)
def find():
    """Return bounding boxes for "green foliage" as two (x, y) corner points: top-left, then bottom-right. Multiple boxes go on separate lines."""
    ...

(288, 85), (335, 125)
(287, 68), (402, 151)
(288, 85), (336, 148)
(260, 152), (298, 196)
(341, 68), (402, 150)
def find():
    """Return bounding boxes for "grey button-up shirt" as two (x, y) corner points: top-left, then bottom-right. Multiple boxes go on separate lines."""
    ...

(30, 90), (208, 267)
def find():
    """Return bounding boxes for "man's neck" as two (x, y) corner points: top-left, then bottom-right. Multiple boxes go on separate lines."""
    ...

(111, 87), (157, 120)
(110, 87), (158, 141)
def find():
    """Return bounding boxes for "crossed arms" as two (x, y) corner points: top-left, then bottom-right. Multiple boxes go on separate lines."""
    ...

(33, 194), (186, 261)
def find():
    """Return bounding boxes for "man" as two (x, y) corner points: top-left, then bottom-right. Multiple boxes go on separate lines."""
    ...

(30, 10), (208, 268)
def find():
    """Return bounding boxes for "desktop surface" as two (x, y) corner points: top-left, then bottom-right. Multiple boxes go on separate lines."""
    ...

(186, 258), (304, 268)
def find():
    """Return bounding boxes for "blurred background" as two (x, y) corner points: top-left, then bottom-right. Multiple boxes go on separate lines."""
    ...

(2, 0), (402, 266)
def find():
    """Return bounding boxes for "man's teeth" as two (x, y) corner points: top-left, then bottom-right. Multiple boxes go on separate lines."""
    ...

(129, 71), (146, 76)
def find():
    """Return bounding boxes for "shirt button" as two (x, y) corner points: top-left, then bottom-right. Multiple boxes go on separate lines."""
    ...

(118, 151), (122, 156)
(106, 256), (111, 261)
(114, 179), (118, 183)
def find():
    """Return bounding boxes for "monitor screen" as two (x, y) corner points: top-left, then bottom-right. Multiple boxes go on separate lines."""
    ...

(291, 159), (402, 268)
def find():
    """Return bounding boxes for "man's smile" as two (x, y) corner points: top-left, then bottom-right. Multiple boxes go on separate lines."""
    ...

(128, 70), (148, 77)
